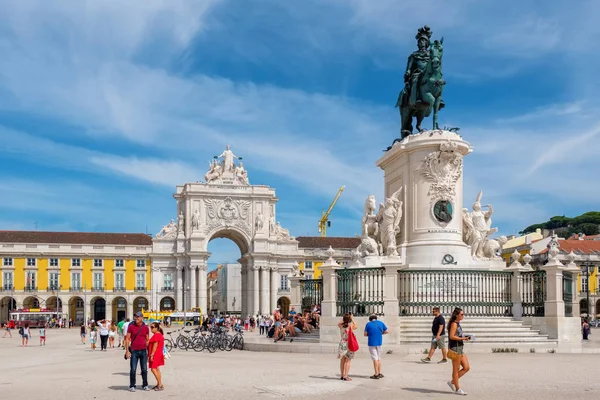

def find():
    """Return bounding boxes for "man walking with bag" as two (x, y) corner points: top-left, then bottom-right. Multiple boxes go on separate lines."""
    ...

(364, 314), (388, 379)
(421, 306), (448, 364)
(124, 311), (150, 392)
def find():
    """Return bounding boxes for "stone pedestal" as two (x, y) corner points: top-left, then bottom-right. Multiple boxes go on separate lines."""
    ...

(288, 276), (302, 314)
(319, 263), (339, 318)
(506, 264), (532, 320)
(376, 130), (474, 268)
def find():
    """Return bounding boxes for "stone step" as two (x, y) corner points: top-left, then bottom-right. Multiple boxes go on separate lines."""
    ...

(401, 338), (554, 343)
(399, 328), (542, 333)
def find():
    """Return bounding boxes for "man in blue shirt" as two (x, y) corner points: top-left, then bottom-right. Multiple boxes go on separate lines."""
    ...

(364, 314), (389, 379)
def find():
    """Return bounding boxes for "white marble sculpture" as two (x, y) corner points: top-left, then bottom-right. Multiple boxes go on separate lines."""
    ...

(356, 235), (380, 257)
(273, 221), (294, 241)
(462, 191), (498, 259)
(483, 235), (508, 259)
(204, 160), (223, 183)
(255, 211), (263, 232)
(217, 144), (240, 172)
(191, 209), (200, 231)
(235, 162), (249, 185)
(177, 212), (185, 235)
(155, 219), (178, 240)
(376, 187), (403, 256)
(362, 195), (379, 239)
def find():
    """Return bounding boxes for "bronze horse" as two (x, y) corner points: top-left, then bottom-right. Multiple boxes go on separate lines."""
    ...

(398, 39), (445, 139)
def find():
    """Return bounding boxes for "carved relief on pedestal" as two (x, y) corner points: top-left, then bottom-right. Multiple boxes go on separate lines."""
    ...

(419, 140), (463, 204)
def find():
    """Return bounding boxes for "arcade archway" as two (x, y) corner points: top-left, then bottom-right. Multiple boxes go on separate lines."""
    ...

(277, 296), (290, 317)
(112, 297), (127, 322)
(91, 297), (106, 321)
(23, 296), (39, 309)
(580, 299), (589, 316)
(133, 297), (148, 313)
(69, 297), (84, 325)
(160, 296), (175, 311)
(0, 296), (16, 321)
(46, 296), (63, 312)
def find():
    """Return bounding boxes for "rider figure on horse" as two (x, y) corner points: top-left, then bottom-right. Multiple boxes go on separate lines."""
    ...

(397, 25), (432, 108)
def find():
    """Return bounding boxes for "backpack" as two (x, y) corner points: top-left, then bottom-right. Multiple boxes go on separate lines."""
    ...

(18, 326), (24, 335)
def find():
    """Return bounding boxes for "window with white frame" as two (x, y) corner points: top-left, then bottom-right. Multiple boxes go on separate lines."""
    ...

(136, 259), (146, 268)
(304, 273), (313, 280)
(3, 257), (13, 267)
(26, 271), (37, 289)
(71, 272), (81, 289)
(93, 273), (103, 289)
(71, 258), (81, 267)
(49, 272), (59, 290)
(163, 273), (172, 289)
(115, 259), (124, 268)
(304, 261), (313, 269)
(49, 258), (59, 267)
(93, 259), (103, 268)
(115, 273), (125, 289)
(582, 275), (588, 293)
(136, 273), (146, 289)
(3, 271), (13, 289)
(26, 258), (36, 267)
(280, 275), (288, 290)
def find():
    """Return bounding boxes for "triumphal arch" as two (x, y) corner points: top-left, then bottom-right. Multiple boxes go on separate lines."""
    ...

(150, 146), (301, 316)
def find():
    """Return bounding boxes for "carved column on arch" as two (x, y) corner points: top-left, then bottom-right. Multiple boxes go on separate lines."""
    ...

(252, 266), (260, 317)
(270, 266), (279, 312)
(188, 265), (197, 309)
(260, 266), (269, 315)
(175, 265), (183, 311)
(240, 268), (247, 317)
(198, 263), (208, 315)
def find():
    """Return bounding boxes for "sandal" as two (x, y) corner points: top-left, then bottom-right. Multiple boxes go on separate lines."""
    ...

(342, 376), (352, 381)
(153, 386), (164, 391)
(370, 375), (380, 379)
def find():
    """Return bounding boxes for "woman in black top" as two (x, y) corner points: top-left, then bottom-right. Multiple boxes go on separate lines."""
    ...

(80, 323), (86, 344)
(447, 308), (470, 396)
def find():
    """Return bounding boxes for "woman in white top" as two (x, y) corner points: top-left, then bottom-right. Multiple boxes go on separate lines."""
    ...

(97, 320), (110, 351)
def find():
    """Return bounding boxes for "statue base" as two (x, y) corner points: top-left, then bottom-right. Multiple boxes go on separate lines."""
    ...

(377, 130), (492, 269)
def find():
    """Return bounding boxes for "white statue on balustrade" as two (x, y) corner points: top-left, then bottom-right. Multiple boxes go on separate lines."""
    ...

(362, 195), (379, 240)
(462, 191), (498, 260)
(273, 221), (295, 241)
(178, 212), (185, 235)
(155, 219), (178, 240)
(376, 187), (403, 257)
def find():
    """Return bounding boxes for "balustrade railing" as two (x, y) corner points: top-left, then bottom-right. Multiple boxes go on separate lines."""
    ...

(300, 278), (323, 311)
(521, 270), (546, 317)
(562, 272), (573, 317)
(336, 268), (384, 316)
(398, 270), (513, 317)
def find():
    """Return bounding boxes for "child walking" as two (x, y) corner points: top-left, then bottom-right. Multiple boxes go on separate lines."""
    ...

(89, 326), (97, 350)
(39, 326), (46, 345)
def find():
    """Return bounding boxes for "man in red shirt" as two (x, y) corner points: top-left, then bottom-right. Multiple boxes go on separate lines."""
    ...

(125, 311), (150, 392)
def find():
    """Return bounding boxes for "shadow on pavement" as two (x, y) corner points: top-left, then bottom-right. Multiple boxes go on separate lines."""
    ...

(402, 387), (453, 395)
(108, 386), (131, 391)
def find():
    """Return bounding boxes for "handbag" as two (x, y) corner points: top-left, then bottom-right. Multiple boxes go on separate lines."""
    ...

(447, 349), (459, 360)
(124, 325), (144, 360)
(347, 326), (359, 352)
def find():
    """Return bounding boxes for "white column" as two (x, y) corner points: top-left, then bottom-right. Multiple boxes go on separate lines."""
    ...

(198, 264), (207, 315)
(270, 267), (278, 312)
(188, 265), (197, 309)
(253, 266), (260, 316)
(126, 300), (133, 321)
(106, 297), (113, 321)
(176, 266), (183, 311)
(260, 267), (269, 315)
(240, 268), (247, 316)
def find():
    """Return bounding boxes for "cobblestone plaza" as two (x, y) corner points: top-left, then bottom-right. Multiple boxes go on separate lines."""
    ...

(3, 329), (600, 399)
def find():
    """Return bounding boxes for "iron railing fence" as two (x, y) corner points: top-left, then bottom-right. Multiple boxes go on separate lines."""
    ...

(521, 270), (546, 317)
(336, 268), (384, 316)
(398, 270), (513, 317)
(300, 278), (323, 311)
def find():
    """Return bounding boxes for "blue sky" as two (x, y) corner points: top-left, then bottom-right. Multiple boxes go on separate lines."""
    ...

(1, 1), (599, 267)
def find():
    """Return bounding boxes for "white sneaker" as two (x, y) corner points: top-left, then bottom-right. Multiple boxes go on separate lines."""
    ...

(447, 381), (456, 392)
(128, 387), (135, 392)
(455, 388), (467, 396)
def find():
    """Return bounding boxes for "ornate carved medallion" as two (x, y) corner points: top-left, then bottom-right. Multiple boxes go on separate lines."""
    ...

(419, 140), (463, 203)
(433, 200), (453, 223)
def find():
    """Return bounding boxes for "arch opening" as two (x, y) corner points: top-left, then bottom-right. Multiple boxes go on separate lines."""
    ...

(160, 296), (175, 311)
(91, 297), (106, 321)
(23, 296), (40, 309)
(112, 297), (127, 322)
(0, 296), (16, 321)
(580, 299), (589, 316)
(277, 296), (291, 317)
(207, 235), (244, 316)
(69, 296), (84, 325)
(133, 297), (148, 313)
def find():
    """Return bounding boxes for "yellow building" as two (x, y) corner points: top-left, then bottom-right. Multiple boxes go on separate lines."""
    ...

(500, 229), (544, 265)
(0, 231), (156, 324)
(296, 237), (362, 279)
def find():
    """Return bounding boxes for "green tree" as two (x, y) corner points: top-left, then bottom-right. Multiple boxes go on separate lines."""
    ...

(568, 223), (599, 237)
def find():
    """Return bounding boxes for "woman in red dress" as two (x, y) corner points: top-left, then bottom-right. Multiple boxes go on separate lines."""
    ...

(148, 322), (165, 391)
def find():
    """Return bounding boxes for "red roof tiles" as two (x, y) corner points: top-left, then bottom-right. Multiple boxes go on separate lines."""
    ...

(0, 230), (152, 246)
(296, 236), (361, 249)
